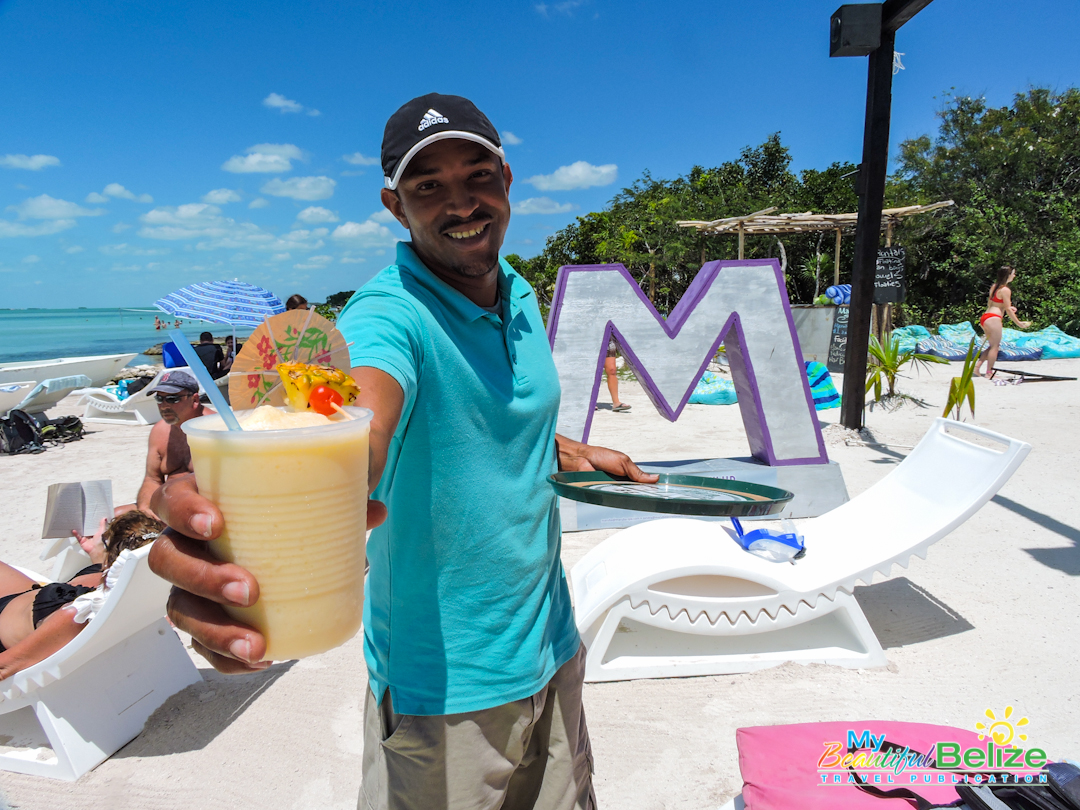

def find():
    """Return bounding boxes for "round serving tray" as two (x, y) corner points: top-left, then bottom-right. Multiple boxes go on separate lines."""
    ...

(548, 472), (793, 517)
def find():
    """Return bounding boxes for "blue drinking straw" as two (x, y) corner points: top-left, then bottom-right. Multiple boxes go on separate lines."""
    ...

(168, 329), (243, 431)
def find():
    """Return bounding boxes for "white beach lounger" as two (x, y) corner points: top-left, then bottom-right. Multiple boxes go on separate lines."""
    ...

(570, 418), (1031, 682)
(11, 375), (93, 416)
(0, 545), (202, 780)
(0, 381), (36, 418)
(39, 535), (95, 583)
(79, 369), (169, 426)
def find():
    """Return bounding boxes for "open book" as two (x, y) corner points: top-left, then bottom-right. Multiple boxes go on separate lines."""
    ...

(41, 480), (114, 538)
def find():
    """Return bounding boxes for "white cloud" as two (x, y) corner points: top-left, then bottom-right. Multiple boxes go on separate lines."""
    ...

(222, 153), (292, 173)
(340, 256), (366, 264)
(248, 198), (270, 209)
(502, 131), (523, 146)
(9, 194), (105, 220)
(535, 0), (585, 14)
(0, 219), (73, 237)
(249, 143), (304, 160)
(263, 93), (303, 114)
(23, 255), (41, 264)
(261, 176), (336, 201)
(307, 109), (321, 117)
(525, 161), (617, 191)
(271, 253), (291, 261)
(343, 152), (379, 166)
(1, 154), (61, 170)
(222, 143), (304, 174)
(202, 188), (242, 204)
(369, 209), (398, 224)
(331, 219), (395, 246)
(137, 202), (329, 255)
(99, 243), (169, 256)
(112, 222), (132, 233)
(85, 192), (109, 203)
(294, 254), (334, 270)
(66, 245), (85, 254)
(100, 183), (153, 203)
(513, 197), (575, 215)
(296, 206), (339, 224)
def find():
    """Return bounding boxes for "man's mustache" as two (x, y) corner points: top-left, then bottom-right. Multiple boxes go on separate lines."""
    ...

(439, 212), (492, 235)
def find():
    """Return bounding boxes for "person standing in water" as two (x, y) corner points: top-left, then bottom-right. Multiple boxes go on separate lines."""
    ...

(974, 265), (1031, 378)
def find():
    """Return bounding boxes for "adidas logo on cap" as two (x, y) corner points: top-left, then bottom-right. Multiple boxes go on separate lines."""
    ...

(417, 108), (449, 132)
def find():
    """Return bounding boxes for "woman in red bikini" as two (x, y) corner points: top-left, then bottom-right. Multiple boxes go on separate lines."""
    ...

(974, 265), (1032, 378)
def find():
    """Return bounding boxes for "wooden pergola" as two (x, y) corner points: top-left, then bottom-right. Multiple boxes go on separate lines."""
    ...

(677, 200), (953, 286)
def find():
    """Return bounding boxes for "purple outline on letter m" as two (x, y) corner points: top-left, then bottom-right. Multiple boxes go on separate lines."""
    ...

(546, 260), (828, 466)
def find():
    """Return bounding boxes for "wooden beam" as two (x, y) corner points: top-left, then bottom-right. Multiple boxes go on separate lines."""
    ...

(841, 28), (897, 430)
(882, 0), (934, 32)
(834, 228), (842, 286)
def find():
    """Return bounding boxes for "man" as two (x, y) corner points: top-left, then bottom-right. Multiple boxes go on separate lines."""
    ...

(149, 93), (656, 809)
(194, 332), (225, 379)
(117, 371), (208, 519)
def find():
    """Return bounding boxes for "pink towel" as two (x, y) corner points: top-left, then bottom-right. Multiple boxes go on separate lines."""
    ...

(737, 721), (992, 809)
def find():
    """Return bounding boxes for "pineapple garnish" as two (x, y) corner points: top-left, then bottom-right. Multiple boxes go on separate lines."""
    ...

(276, 362), (360, 414)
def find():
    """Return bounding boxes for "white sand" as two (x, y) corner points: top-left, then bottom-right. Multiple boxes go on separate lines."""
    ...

(1, 359), (1078, 809)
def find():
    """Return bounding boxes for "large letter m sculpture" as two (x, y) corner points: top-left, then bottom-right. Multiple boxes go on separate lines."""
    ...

(547, 260), (828, 466)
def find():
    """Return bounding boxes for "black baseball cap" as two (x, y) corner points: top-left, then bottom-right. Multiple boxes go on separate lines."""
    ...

(150, 370), (199, 395)
(381, 93), (505, 191)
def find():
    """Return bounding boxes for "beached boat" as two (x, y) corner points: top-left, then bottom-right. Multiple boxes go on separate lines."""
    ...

(0, 353), (138, 387)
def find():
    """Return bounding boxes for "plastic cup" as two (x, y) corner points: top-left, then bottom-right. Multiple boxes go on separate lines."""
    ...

(182, 406), (372, 660)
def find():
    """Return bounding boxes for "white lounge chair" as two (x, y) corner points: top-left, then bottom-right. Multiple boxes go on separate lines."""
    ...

(39, 535), (95, 583)
(0, 545), (202, 780)
(570, 418), (1030, 682)
(0, 381), (36, 418)
(79, 369), (168, 426)
(10, 375), (93, 417)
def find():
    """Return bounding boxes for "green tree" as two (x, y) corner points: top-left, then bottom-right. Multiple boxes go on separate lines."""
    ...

(892, 88), (1080, 333)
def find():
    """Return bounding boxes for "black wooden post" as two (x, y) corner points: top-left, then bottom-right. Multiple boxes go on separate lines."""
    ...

(840, 28), (895, 429)
(833, 0), (934, 430)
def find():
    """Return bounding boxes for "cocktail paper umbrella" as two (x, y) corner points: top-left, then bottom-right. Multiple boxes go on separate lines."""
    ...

(155, 280), (285, 327)
(229, 309), (351, 410)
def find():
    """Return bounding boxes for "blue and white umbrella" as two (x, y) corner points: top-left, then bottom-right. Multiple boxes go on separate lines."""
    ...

(155, 280), (285, 327)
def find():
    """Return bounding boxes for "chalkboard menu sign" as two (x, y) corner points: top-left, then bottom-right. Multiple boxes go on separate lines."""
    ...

(874, 246), (906, 304)
(827, 305), (849, 373)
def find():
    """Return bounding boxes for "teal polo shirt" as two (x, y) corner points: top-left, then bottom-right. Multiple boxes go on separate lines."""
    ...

(337, 242), (580, 716)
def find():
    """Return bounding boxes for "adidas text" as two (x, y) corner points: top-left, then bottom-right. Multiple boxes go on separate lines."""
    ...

(418, 109), (449, 131)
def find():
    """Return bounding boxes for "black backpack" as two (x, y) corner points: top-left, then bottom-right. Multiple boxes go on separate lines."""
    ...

(0, 409), (46, 455)
(28, 412), (85, 445)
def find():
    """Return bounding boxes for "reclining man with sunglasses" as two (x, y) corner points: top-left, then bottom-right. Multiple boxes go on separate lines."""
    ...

(115, 370), (213, 519)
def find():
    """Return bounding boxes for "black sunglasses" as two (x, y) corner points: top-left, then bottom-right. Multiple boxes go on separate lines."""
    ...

(154, 392), (194, 404)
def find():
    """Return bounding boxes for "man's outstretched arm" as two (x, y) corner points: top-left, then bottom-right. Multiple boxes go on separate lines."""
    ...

(148, 367), (403, 673)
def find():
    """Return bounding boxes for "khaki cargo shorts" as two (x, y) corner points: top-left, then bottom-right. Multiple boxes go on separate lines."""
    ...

(360, 643), (596, 810)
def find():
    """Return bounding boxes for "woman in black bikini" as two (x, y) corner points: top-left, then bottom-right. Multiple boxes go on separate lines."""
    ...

(974, 265), (1032, 378)
(0, 511), (163, 679)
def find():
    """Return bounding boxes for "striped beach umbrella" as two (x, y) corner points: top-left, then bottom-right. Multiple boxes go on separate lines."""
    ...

(155, 280), (285, 327)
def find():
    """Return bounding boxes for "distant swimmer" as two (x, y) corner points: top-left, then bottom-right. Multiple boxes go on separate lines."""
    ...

(154, 316), (162, 330)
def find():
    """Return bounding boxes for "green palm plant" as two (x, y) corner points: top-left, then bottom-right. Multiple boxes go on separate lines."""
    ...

(865, 332), (949, 403)
(943, 337), (981, 420)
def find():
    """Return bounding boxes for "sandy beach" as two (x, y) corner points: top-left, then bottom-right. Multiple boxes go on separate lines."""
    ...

(1, 359), (1077, 810)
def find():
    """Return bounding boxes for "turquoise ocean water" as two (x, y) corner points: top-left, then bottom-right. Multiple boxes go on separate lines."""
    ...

(0, 309), (254, 365)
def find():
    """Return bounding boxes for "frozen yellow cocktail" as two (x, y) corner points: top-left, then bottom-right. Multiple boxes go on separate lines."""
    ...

(182, 404), (372, 660)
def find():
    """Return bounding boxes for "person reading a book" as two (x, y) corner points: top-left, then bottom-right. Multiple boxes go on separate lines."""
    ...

(115, 370), (213, 519)
(0, 511), (164, 680)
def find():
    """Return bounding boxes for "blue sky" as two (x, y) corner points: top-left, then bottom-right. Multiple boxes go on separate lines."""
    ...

(1, 0), (1077, 309)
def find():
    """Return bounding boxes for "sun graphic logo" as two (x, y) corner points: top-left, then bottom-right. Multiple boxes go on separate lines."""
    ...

(976, 706), (1030, 745)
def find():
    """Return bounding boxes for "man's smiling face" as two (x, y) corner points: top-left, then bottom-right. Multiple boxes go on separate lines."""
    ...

(381, 139), (512, 286)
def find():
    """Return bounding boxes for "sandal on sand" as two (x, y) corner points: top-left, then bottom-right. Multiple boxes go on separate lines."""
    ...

(612, 403), (631, 412)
